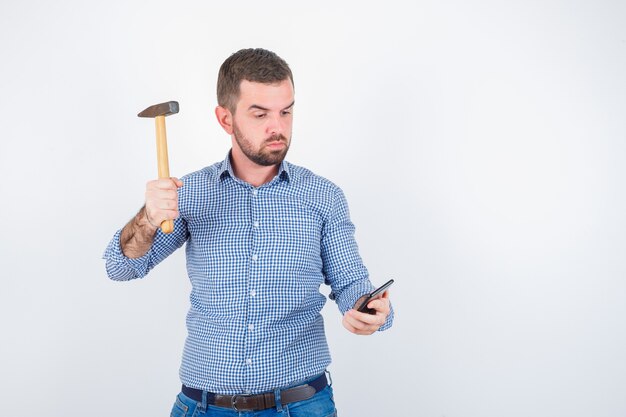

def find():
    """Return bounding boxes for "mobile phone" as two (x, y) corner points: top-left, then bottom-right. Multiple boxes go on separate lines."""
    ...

(356, 279), (394, 314)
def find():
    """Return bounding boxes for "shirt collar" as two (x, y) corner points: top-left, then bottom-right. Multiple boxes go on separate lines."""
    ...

(219, 150), (290, 183)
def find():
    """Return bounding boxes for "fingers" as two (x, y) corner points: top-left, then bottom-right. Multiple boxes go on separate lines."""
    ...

(148, 177), (183, 190)
(342, 308), (387, 336)
(342, 311), (382, 335)
(145, 178), (183, 226)
(368, 293), (391, 316)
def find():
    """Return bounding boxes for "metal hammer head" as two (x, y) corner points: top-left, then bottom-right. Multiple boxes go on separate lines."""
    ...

(138, 101), (179, 118)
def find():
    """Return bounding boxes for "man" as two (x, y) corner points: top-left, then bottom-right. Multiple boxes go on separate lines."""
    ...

(103, 48), (394, 416)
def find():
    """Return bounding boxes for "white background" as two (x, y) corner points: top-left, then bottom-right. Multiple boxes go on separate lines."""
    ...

(1, 1), (625, 416)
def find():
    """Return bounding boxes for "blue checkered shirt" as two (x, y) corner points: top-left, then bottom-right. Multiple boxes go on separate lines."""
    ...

(103, 153), (394, 394)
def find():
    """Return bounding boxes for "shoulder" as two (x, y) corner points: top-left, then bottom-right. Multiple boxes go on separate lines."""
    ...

(283, 162), (348, 219)
(176, 162), (224, 207)
(180, 162), (222, 188)
(285, 162), (342, 195)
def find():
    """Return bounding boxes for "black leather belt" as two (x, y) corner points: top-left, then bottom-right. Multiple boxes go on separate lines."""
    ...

(182, 373), (328, 412)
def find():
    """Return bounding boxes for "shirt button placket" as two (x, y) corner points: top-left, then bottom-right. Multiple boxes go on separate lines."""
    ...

(246, 186), (260, 379)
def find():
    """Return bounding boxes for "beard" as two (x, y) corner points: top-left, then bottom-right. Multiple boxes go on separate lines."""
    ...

(233, 123), (290, 166)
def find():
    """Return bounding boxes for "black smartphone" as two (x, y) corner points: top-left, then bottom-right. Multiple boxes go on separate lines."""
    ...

(356, 279), (394, 314)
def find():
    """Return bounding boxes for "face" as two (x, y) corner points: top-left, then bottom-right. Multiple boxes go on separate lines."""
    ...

(230, 79), (294, 167)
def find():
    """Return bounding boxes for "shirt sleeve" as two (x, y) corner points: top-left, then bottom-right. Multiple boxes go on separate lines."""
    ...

(321, 187), (394, 331)
(102, 216), (189, 281)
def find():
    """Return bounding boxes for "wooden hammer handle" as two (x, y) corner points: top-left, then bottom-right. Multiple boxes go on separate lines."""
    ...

(155, 115), (174, 234)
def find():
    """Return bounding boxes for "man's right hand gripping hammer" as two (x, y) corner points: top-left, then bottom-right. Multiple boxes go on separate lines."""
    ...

(144, 178), (183, 232)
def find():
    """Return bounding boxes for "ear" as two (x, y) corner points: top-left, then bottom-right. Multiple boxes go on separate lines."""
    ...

(215, 105), (234, 135)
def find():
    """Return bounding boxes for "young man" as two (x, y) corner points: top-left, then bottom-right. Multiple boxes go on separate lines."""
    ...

(103, 48), (394, 417)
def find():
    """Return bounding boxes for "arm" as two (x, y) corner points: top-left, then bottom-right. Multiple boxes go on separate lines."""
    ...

(321, 187), (394, 334)
(103, 178), (187, 280)
(120, 178), (183, 258)
(119, 205), (158, 258)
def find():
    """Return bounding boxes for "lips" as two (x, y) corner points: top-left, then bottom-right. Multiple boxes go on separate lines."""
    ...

(266, 141), (286, 148)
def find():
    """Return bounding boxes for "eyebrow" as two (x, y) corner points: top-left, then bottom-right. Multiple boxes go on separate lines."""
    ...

(248, 101), (295, 112)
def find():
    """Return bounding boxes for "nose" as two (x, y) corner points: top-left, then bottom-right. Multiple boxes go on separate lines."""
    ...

(266, 114), (284, 137)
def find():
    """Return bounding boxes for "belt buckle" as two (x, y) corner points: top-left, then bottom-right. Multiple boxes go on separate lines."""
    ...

(231, 393), (253, 412)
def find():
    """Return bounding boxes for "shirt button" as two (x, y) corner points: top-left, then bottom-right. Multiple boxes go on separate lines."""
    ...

(250, 290), (256, 297)
(246, 359), (252, 365)
(248, 324), (254, 331)
(252, 189), (258, 196)
(251, 254), (258, 261)
(253, 221), (259, 228)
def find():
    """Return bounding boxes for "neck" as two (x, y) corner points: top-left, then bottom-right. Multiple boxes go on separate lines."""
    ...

(230, 148), (280, 187)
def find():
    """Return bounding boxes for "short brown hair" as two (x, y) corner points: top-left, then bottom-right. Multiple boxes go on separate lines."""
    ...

(217, 48), (294, 113)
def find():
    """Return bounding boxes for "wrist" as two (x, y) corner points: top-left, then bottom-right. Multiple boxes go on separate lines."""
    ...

(145, 212), (159, 229)
(137, 206), (159, 231)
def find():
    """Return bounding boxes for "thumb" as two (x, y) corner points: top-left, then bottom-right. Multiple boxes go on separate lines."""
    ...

(172, 177), (184, 188)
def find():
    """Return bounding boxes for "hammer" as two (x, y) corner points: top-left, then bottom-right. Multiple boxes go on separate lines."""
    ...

(138, 101), (179, 234)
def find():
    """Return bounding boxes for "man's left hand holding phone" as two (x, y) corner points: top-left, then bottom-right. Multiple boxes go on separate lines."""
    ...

(342, 279), (394, 336)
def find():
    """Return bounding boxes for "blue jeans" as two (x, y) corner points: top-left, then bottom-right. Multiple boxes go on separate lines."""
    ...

(170, 383), (337, 417)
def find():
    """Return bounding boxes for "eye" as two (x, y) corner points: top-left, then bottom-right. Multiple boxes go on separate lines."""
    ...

(255, 113), (266, 119)
(281, 110), (292, 116)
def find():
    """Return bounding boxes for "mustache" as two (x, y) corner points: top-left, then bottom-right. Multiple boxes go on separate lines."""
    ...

(265, 134), (288, 144)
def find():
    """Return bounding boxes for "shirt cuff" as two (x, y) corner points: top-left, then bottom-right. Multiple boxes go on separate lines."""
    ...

(378, 304), (394, 332)
(333, 280), (375, 315)
(102, 229), (151, 280)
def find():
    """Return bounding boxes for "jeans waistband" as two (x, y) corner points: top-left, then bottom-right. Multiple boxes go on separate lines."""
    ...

(181, 373), (328, 412)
